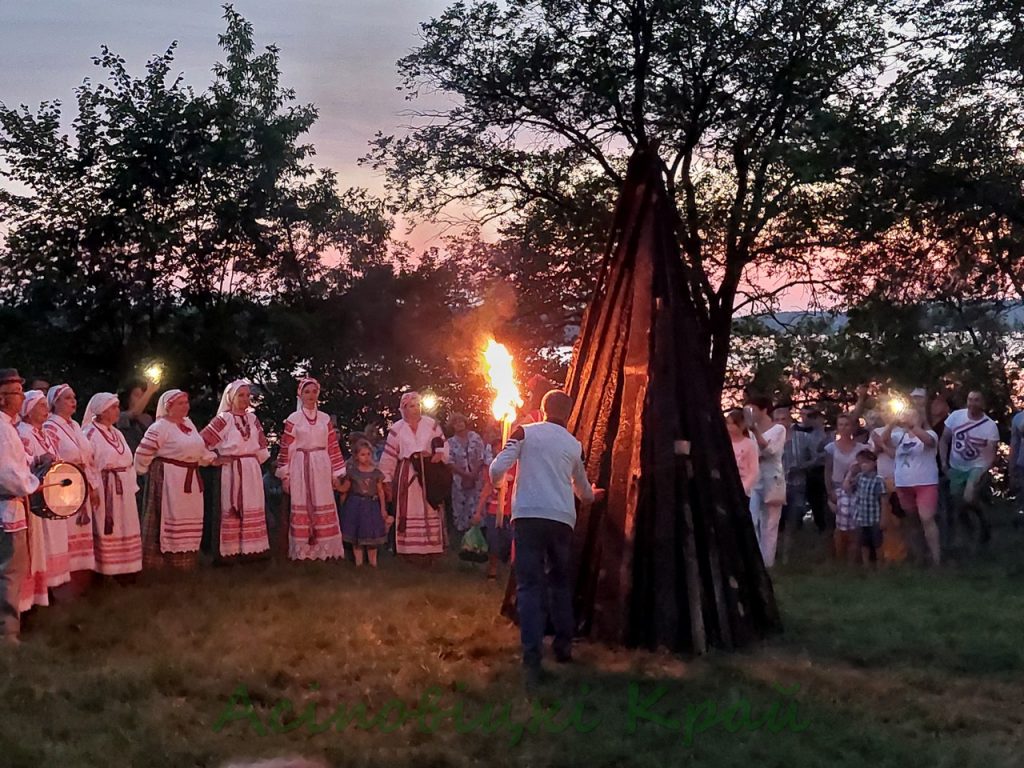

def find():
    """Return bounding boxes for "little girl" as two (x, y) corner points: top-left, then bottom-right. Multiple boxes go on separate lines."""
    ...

(340, 441), (392, 567)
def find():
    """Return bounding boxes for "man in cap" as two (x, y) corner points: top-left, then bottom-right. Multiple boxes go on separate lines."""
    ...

(0, 368), (39, 644)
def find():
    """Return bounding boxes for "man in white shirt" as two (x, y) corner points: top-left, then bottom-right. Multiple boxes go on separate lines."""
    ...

(490, 390), (602, 688)
(0, 368), (40, 644)
(940, 391), (1000, 545)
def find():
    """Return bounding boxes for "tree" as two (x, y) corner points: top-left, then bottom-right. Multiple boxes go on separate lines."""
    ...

(835, 0), (1024, 305)
(365, 0), (908, 391)
(727, 297), (1022, 425)
(0, 5), (391, 412)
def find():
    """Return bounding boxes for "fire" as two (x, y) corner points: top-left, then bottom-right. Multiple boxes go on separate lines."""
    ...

(483, 338), (523, 423)
(144, 363), (164, 384)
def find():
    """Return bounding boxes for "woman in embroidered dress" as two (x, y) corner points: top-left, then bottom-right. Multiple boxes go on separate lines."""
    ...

(134, 390), (216, 570)
(379, 391), (450, 559)
(275, 378), (347, 561)
(82, 393), (143, 579)
(201, 380), (271, 560)
(43, 384), (100, 591)
(16, 390), (56, 611)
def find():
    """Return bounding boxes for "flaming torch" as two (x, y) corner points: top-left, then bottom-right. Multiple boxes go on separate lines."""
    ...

(483, 338), (523, 526)
(144, 363), (164, 385)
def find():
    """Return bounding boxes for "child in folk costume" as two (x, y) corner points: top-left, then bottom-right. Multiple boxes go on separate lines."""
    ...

(15, 390), (54, 612)
(340, 440), (392, 567)
(43, 384), (100, 586)
(201, 381), (271, 559)
(82, 393), (143, 578)
(134, 390), (216, 570)
(379, 391), (451, 558)
(276, 378), (347, 561)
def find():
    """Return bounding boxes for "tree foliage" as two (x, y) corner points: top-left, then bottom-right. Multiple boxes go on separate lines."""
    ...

(365, 0), (913, 389)
(729, 297), (1023, 424)
(0, 6), (493, 433)
(836, 0), (1024, 305)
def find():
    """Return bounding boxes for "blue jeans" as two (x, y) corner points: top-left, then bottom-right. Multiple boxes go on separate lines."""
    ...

(513, 517), (574, 668)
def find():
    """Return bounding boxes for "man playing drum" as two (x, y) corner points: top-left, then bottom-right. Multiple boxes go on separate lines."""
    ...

(0, 368), (40, 644)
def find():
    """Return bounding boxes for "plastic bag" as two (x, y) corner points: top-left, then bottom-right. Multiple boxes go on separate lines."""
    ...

(459, 524), (489, 562)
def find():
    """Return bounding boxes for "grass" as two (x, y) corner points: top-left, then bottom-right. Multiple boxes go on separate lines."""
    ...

(3, 510), (1024, 768)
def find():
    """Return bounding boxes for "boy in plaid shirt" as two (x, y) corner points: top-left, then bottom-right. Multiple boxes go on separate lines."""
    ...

(852, 451), (886, 566)
(835, 465), (860, 563)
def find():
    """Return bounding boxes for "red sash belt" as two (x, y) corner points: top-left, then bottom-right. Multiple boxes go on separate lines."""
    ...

(160, 458), (203, 494)
(221, 454), (259, 519)
(102, 467), (129, 535)
(396, 457), (420, 535)
(296, 448), (325, 545)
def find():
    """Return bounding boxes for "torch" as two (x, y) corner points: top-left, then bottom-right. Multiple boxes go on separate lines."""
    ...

(144, 362), (164, 385)
(483, 338), (523, 527)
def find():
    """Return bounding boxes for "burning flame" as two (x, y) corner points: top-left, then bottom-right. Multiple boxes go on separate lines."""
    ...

(144, 363), (164, 384)
(483, 338), (523, 423)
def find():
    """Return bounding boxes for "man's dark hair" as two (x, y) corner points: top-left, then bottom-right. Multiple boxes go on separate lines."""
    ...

(541, 390), (574, 421)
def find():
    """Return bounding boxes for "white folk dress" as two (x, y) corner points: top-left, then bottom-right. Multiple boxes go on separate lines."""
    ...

(84, 422), (143, 574)
(14, 422), (50, 611)
(17, 422), (71, 591)
(379, 417), (449, 555)
(43, 414), (99, 572)
(134, 418), (214, 554)
(201, 411), (271, 556)
(275, 409), (345, 560)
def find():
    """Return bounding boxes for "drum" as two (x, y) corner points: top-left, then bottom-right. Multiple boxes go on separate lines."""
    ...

(29, 461), (88, 520)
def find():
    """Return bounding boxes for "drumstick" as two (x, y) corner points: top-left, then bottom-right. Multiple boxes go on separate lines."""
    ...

(0, 478), (72, 498)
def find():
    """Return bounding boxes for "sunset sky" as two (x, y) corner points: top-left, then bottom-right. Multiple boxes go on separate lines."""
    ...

(0, 0), (449, 210)
(0, 1), (814, 310)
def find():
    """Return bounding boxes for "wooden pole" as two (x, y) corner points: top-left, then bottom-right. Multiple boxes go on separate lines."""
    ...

(496, 416), (511, 527)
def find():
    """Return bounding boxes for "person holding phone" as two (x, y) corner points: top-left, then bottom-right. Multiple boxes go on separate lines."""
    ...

(884, 404), (940, 565)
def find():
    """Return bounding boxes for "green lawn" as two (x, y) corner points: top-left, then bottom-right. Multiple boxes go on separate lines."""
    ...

(3, 512), (1024, 768)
